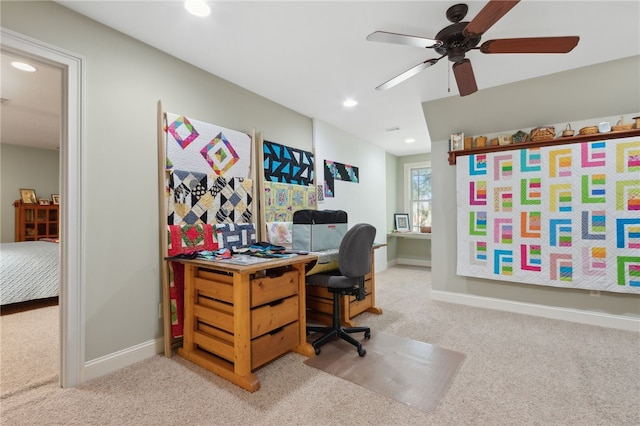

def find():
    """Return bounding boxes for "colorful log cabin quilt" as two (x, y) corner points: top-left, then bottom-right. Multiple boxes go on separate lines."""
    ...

(456, 136), (640, 293)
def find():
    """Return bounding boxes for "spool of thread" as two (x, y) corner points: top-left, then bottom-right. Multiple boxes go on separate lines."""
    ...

(464, 137), (473, 150)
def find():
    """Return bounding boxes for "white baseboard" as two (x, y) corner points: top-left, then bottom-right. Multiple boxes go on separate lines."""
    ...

(83, 337), (164, 382)
(431, 290), (640, 332)
(397, 258), (431, 267)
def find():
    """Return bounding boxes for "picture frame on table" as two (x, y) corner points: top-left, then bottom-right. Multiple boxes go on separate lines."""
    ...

(20, 188), (38, 204)
(449, 132), (464, 151)
(52, 194), (60, 205)
(394, 213), (411, 232)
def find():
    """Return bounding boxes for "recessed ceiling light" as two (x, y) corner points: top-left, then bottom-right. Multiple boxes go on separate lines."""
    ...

(405, 138), (416, 144)
(184, 0), (211, 17)
(343, 99), (358, 108)
(11, 61), (36, 72)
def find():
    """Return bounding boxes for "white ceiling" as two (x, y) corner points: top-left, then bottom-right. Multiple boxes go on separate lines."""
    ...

(1, 51), (62, 150)
(2, 1), (639, 155)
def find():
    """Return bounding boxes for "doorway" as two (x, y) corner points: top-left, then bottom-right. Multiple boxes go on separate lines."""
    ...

(1, 28), (84, 387)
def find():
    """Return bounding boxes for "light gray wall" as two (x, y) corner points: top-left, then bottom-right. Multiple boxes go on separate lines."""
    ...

(423, 56), (640, 142)
(426, 57), (640, 318)
(385, 152), (398, 261)
(313, 119), (388, 271)
(0, 0), (393, 365)
(1, 144), (59, 242)
(1, 0), (314, 361)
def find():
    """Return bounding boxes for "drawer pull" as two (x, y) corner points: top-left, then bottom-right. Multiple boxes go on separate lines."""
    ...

(269, 326), (284, 335)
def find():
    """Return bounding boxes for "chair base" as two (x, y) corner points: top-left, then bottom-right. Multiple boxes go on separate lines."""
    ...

(307, 287), (370, 357)
(307, 323), (370, 357)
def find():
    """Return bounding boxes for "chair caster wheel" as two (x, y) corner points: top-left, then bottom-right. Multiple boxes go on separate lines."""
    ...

(315, 347), (321, 355)
(364, 331), (371, 340)
(358, 347), (366, 357)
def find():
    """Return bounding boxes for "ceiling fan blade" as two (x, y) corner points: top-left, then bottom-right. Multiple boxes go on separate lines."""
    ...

(366, 31), (442, 49)
(480, 36), (579, 54)
(375, 58), (441, 91)
(463, 0), (520, 39)
(452, 59), (478, 97)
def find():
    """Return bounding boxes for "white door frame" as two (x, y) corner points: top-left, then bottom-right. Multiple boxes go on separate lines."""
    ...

(1, 28), (85, 387)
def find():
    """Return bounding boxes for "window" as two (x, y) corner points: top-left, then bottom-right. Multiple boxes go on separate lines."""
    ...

(404, 161), (431, 232)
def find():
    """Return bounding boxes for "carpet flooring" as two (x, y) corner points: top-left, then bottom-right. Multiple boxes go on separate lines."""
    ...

(0, 305), (59, 398)
(1, 266), (638, 425)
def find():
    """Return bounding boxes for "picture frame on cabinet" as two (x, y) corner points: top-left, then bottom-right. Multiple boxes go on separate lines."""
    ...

(39, 199), (50, 206)
(51, 194), (60, 205)
(450, 132), (464, 151)
(20, 188), (38, 204)
(394, 213), (411, 232)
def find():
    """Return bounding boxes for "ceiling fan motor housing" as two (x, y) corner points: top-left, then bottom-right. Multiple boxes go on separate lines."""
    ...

(434, 22), (481, 63)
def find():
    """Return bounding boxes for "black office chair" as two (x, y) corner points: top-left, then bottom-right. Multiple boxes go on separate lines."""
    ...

(306, 223), (376, 357)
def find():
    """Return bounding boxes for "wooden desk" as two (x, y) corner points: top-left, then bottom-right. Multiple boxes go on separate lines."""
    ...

(172, 254), (317, 392)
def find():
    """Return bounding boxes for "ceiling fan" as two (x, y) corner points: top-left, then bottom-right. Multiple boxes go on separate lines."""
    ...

(366, 0), (579, 96)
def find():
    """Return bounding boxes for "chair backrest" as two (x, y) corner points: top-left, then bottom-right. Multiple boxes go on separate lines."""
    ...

(338, 223), (376, 278)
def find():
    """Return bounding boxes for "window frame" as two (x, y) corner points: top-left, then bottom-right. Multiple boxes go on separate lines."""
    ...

(403, 161), (432, 232)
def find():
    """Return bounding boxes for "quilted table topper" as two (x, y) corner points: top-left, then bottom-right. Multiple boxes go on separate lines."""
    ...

(456, 137), (639, 293)
(167, 170), (253, 225)
(165, 112), (251, 178)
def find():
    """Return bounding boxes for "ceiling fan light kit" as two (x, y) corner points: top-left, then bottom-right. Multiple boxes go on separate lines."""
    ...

(367, 0), (580, 96)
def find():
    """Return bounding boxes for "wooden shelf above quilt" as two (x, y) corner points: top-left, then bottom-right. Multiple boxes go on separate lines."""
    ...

(448, 128), (640, 165)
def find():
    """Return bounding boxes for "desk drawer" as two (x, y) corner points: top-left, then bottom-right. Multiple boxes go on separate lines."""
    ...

(251, 321), (298, 369)
(195, 294), (299, 339)
(306, 294), (333, 316)
(251, 295), (298, 338)
(194, 298), (233, 333)
(250, 269), (298, 307)
(194, 317), (299, 368)
(195, 268), (234, 304)
(305, 284), (332, 299)
(194, 327), (234, 362)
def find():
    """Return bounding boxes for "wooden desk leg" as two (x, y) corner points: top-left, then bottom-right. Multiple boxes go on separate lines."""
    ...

(231, 272), (259, 391)
(292, 263), (315, 357)
(182, 264), (196, 353)
(366, 249), (383, 315)
(162, 260), (173, 357)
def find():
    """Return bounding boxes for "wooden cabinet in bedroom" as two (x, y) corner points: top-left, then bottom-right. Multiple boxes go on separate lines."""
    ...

(14, 200), (59, 242)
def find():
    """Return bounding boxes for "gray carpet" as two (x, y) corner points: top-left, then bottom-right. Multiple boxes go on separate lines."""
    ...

(1, 266), (638, 425)
(0, 305), (58, 398)
(304, 331), (465, 413)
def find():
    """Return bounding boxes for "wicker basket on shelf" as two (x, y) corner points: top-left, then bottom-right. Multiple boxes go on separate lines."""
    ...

(579, 126), (599, 135)
(530, 126), (555, 142)
(611, 117), (633, 132)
